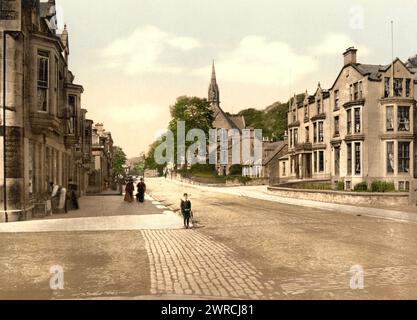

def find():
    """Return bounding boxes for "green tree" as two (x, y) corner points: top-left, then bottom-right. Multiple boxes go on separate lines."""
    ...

(145, 140), (166, 176)
(168, 96), (214, 166)
(112, 146), (127, 179)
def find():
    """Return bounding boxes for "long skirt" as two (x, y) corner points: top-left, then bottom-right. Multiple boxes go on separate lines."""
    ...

(124, 192), (134, 203)
(137, 192), (145, 203)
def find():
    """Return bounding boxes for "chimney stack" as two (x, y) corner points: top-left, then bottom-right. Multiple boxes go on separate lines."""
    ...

(343, 47), (358, 66)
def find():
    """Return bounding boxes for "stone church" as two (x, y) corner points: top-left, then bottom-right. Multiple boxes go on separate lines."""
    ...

(207, 63), (247, 176)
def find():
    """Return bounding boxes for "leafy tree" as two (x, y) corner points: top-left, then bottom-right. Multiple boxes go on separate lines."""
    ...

(168, 96), (214, 166)
(145, 140), (166, 176)
(112, 146), (127, 179)
(131, 153), (146, 176)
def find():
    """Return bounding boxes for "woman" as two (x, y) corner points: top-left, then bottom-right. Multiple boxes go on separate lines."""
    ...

(180, 193), (192, 229)
(124, 180), (134, 203)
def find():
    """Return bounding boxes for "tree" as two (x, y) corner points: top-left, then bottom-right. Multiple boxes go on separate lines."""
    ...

(145, 140), (166, 176)
(112, 146), (127, 179)
(168, 96), (214, 166)
(131, 153), (146, 176)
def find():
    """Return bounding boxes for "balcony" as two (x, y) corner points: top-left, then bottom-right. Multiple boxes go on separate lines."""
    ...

(29, 112), (61, 135)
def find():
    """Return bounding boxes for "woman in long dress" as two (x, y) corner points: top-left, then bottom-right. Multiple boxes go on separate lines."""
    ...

(124, 180), (134, 203)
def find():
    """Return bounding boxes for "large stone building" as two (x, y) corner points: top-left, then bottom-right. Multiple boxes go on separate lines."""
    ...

(281, 47), (417, 191)
(0, 0), (95, 221)
(88, 123), (114, 193)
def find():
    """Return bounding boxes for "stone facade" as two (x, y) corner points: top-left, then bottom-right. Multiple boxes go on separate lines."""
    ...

(87, 123), (114, 194)
(208, 62), (255, 176)
(282, 47), (417, 191)
(0, 1), (103, 221)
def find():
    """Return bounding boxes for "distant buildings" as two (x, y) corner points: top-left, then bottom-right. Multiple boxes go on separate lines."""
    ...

(0, 1), (114, 222)
(88, 123), (114, 193)
(279, 47), (417, 191)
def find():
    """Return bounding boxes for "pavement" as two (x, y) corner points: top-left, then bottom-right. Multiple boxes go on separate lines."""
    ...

(1, 178), (417, 300)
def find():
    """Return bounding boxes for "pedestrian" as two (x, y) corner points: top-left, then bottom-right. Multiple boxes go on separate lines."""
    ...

(124, 179), (134, 203)
(68, 182), (79, 210)
(181, 193), (192, 229)
(136, 178), (146, 203)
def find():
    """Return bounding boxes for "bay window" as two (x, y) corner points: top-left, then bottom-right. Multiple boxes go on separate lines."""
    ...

(355, 142), (361, 175)
(398, 142), (410, 173)
(347, 109), (352, 134)
(386, 141), (394, 174)
(386, 106), (394, 131)
(37, 50), (49, 112)
(318, 121), (324, 143)
(347, 143), (352, 175)
(398, 106), (410, 132)
(354, 108), (361, 133)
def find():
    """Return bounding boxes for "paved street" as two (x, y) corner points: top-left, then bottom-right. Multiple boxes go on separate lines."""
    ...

(1, 178), (417, 299)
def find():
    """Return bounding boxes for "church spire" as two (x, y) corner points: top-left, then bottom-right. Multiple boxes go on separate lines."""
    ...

(208, 61), (220, 107)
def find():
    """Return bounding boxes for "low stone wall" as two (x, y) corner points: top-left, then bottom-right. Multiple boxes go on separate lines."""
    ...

(267, 186), (410, 207)
(173, 175), (268, 187)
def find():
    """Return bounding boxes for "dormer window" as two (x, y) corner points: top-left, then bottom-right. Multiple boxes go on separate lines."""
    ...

(394, 78), (403, 97)
(384, 78), (391, 98)
(317, 99), (321, 114)
(304, 105), (309, 119)
(406, 79), (411, 97)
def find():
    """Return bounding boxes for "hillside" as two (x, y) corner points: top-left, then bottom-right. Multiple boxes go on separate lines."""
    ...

(239, 94), (305, 140)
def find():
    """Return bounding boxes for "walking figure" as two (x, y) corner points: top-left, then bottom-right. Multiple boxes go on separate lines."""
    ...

(124, 179), (134, 203)
(181, 193), (192, 229)
(136, 178), (147, 203)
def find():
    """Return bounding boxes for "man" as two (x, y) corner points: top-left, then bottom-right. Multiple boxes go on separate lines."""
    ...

(136, 178), (147, 203)
(180, 193), (192, 229)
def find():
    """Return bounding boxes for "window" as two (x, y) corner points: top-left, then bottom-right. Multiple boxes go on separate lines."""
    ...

(304, 105), (309, 120)
(28, 142), (35, 197)
(355, 143), (361, 175)
(37, 50), (49, 112)
(394, 78), (403, 97)
(347, 109), (352, 134)
(349, 85), (353, 101)
(282, 162), (286, 176)
(313, 151), (318, 172)
(386, 106), (394, 131)
(294, 129), (298, 146)
(406, 79), (411, 97)
(317, 100), (321, 115)
(313, 123), (317, 143)
(68, 95), (77, 134)
(334, 90), (340, 110)
(398, 142), (410, 173)
(384, 78), (390, 98)
(305, 126), (310, 143)
(386, 141), (394, 174)
(398, 106), (410, 132)
(334, 116), (340, 136)
(353, 82), (359, 100)
(334, 146), (340, 176)
(318, 151), (324, 172)
(358, 81), (363, 99)
(347, 143), (352, 175)
(399, 181), (410, 191)
(292, 111), (296, 123)
(318, 122), (324, 143)
(354, 108), (361, 133)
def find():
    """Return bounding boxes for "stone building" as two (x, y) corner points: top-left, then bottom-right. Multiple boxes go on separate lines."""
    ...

(88, 123), (114, 193)
(281, 47), (417, 191)
(208, 63), (252, 176)
(0, 0), (91, 221)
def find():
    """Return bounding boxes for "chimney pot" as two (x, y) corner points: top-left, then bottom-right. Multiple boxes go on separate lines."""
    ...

(343, 47), (358, 66)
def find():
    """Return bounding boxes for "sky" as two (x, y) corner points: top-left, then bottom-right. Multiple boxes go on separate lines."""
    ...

(56, 0), (417, 158)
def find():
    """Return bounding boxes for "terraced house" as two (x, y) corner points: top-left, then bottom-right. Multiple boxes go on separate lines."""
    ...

(0, 0), (93, 221)
(282, 47), (417, 191)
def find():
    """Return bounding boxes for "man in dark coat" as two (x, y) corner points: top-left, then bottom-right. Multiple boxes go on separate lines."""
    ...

(180, 193), (192, 229)
(136, 178), (146, 203)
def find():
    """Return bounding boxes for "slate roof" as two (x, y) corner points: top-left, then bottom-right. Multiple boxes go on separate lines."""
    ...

(263, 141), (288, 165)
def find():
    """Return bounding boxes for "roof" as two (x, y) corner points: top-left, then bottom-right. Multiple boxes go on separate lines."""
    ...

(263, 141), (288, 165)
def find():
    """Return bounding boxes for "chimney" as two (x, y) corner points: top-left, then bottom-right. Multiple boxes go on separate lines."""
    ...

(343, 47), (357, 66)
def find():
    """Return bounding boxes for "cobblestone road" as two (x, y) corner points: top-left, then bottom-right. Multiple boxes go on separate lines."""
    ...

(142, 229), (275, 299)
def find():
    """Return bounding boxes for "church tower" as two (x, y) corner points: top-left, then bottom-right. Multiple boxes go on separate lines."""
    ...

(208, 61), (220, 110)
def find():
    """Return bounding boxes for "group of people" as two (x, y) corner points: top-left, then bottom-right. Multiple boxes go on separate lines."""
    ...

(49, 181), (80, 214)
(124, 178), (147, 203)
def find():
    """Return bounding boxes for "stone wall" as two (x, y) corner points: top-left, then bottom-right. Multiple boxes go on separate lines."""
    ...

(267, 186), (410, 207)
